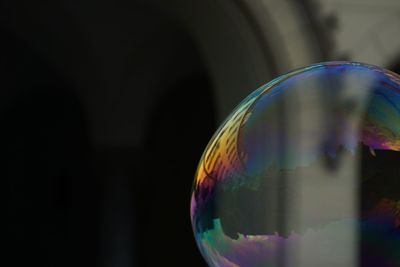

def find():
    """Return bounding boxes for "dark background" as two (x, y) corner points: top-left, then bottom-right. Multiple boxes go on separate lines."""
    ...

(2, 0), (400, 266)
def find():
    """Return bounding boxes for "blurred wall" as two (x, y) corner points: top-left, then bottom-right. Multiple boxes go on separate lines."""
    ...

(2, 0), (400, 267)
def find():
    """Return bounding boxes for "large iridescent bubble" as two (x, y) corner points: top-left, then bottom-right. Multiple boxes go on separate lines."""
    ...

(190, 62), (400, 267)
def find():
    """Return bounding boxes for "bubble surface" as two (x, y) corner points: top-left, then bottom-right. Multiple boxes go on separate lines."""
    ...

(191, 62), (400, 267)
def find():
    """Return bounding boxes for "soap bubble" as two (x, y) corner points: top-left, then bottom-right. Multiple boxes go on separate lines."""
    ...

(191, 62), (400, 267)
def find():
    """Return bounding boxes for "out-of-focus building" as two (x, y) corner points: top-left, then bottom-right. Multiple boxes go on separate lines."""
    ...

(2, 0), (400, 266)
(317, 0), (400, 68)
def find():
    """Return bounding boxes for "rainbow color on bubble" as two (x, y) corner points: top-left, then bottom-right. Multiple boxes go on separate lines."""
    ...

(191, 62), (400, 267)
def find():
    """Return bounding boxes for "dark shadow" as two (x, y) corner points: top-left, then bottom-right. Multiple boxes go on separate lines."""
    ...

(139, 73), (216, 266)
(2, 28), (98, 267)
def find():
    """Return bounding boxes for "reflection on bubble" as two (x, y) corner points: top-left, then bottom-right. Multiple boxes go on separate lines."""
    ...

(191, 62), (400, 267)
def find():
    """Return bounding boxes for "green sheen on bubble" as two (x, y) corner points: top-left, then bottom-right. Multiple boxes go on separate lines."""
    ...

(191, 62), (400, 267)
